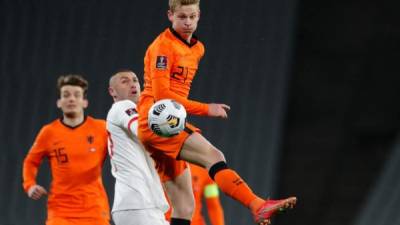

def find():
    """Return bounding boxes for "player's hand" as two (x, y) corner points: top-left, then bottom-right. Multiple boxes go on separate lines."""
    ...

(208, 103), (230, 118)
(27, 184), (47, 200)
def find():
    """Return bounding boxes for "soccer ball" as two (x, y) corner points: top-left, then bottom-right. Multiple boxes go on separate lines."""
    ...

(148, 99), (187, 137)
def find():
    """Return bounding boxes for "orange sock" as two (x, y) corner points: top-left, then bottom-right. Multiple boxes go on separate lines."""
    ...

(214, 169), (260, 207)
(249, 197), (265, 213)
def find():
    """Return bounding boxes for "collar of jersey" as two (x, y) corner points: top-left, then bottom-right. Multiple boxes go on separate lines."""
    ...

(169, 27), (199, 47)
(59, 116), (87, 129)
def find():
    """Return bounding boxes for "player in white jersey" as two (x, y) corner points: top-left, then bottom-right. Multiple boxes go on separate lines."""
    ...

(107, 70), (169, 225)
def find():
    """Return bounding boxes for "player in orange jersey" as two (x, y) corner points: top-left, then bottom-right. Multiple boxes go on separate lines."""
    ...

(137, 0), (296, 225)
(22, 75), (110, 225)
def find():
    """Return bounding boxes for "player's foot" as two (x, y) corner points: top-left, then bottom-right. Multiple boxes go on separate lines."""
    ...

(253, 197), (297, 225)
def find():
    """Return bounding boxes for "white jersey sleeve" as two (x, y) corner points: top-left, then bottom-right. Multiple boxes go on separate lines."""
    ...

(107, 100), (139, 136)
(106, 100), (169, 213)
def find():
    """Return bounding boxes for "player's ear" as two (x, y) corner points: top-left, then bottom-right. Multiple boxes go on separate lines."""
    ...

(83, 99), (88, 109)
(167, 10), (174, 22)
(108, 87), (116, 99)
(56, 99), (62, 109)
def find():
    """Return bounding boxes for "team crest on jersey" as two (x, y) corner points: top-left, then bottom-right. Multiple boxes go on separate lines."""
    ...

(87, 135), (94, 144)
(125, 108), (137, 116)
(156, 56), (168, 70)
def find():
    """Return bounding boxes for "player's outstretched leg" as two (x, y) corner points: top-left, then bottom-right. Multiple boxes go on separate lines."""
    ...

(180, 133), (297, 224)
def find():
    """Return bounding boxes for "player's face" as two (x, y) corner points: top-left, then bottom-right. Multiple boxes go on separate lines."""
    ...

(168, 4), (200, 40)
(57, 85), (88, 118)
(110, 72), (141, 103)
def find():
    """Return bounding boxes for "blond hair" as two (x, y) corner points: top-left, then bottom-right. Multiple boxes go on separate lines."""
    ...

(169, 0), (200, 12)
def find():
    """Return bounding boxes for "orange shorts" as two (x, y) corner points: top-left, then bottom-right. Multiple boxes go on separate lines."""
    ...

(138, 96), (200, 182)
(46, 217), (109, 225)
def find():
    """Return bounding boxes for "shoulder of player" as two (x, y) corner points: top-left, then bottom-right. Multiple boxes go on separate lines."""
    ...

(107, 100), (137, 118)
(197, 39), (205, 49)
(112, 100), (137, 111)
(148, 34), (174, 54)
(195, 40), (205, 55)
(85, 116), (106, 128)
(41, 118), (62, 132)
(34, 119), (62, 139)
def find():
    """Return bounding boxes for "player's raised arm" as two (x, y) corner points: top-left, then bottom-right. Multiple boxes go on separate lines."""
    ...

(148, 49), (209, 116)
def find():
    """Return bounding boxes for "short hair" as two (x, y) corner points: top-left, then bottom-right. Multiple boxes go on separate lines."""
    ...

(113, 69), (134, 75)
(57, 74), (88, 98)
(169, 0), (200, 12)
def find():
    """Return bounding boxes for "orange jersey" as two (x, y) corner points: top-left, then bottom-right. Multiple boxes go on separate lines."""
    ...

(190, 164), (224, 225)
(22, 116), (110, 220)
(139, 27), (209, 118)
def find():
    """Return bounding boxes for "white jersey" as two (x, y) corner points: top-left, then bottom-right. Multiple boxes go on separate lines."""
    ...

(106, 100), (169, 213)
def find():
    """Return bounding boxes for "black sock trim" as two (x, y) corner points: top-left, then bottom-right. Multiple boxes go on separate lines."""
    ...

(170, 218), (191, 225)
(209, 161), (228, 180)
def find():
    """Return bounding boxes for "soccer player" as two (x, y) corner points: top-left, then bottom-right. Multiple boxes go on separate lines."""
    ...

(22, 75), (110, 225)
(107, 70), (170, 225)
(137, 0), (297, 225)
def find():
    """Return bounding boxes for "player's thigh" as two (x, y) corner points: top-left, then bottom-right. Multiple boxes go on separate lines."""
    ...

(180, 132), (225, 169)
(164, 167), (194, 208)
(112, 209), (169, 225)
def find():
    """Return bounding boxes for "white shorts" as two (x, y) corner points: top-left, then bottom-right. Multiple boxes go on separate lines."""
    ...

(112, 208), (169, 225)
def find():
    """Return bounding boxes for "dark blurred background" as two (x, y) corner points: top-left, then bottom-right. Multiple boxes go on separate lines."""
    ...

(1, 0), (400, 225)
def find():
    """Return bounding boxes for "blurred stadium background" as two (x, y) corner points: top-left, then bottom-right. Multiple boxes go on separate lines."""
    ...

(0, 0), (399, 225)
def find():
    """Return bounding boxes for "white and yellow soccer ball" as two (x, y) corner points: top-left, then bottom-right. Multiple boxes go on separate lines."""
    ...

(148, 99), (187, 137)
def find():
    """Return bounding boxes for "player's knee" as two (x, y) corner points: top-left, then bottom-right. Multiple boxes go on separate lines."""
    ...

(208, 161), (228, 180)
(201, 146), (226, 169)
(208, 145), (225, 162)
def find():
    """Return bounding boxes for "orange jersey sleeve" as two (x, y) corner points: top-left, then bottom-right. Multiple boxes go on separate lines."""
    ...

(23, 126), (50, 192)
(142, 28), (209, 116)
(22, 117), (110, 220)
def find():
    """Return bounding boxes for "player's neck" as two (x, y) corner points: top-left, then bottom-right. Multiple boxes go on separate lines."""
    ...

(62, 114), (85, 127)
(181, 34), (192, 44)
(186, 36), (192, 44)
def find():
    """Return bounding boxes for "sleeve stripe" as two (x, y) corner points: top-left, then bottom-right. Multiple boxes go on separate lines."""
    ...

(127, 116), (138, 134)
